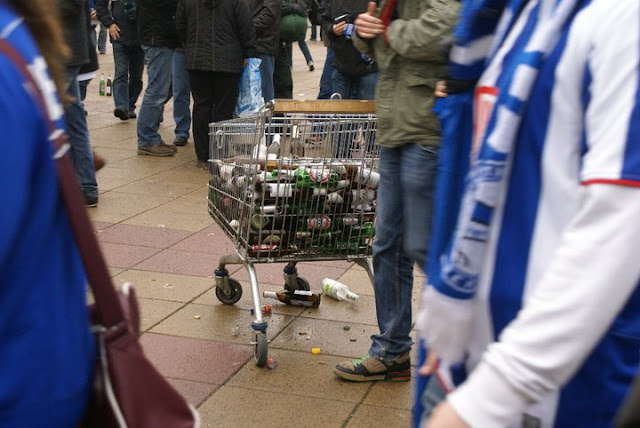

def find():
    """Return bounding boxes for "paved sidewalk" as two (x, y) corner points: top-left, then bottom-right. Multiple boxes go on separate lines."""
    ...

(87, 40), (422, 428)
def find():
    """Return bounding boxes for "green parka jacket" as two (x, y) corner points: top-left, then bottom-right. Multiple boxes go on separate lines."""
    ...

(352, 0), (460, 147)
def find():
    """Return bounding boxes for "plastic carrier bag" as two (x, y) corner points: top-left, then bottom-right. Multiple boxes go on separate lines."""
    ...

(235, 57), (263, 118)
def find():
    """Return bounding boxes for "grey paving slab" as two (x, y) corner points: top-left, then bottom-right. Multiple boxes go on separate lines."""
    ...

(113, 270), (213, 303)
(197, 386), (356, 428)
(149, 302), (295, 345)
(226, 348), (370, 403)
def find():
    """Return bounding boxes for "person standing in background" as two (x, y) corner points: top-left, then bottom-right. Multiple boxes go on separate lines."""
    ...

(244, 0), (280, 102)
(275, 0), (308, 98)
(332, 0), (460, 381)
(308, 0), (320, 41)
(0, 1), (96, 425)
(135, 0), (180, 156)
(320, 0), (377, 100)
(171, 48), (191, 147)
(176, 0), (256, 166)
(57, 0), (100, 207)
(96, 0), (145, 121)
(79, 1), (100, 114)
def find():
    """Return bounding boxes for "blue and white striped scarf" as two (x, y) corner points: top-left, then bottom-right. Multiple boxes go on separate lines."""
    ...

(418, 0), (581, 365)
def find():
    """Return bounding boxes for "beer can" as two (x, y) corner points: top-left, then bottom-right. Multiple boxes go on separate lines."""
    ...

(266, 183), (293, 198)
(341, 216), (359, 226)
(354, 167), (380, 189)
(307, 215), (331, 230)
(309, 167), (330, 184)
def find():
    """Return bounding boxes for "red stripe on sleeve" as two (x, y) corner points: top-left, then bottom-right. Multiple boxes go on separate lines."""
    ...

(582, 178), (640, 187)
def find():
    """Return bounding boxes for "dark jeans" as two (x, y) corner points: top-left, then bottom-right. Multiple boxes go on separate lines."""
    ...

(332, 69), (377, 100)
(189, 70), (240, 162)
(112, 41), (145, 112)
(65, 67), (98, 198)
(138, 46), (174, 146)
(369, 144), (438, 360)
(256, 53), (275, 102)
(172, 50), (191, 139)
(97, 24), (107, 53)
(317, 46), (335, 99)
(298, 38), (313, 64)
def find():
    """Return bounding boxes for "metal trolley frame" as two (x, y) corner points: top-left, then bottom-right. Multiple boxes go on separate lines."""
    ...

(208, 99), (378, 366)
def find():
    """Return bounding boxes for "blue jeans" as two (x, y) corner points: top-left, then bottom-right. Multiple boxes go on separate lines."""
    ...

(298, 38), (313, 64)
(172, 50), (191, 139)
(97, 24), (107, 53)
(369, 144), (438, 360)
(65, 67), (98, 198)
(137, 46), (174, 147)
(256, 53), (275, 102)
(332, 69), (377, 100)
(112, 42), (144, 112)
(318, 46), (335, 99)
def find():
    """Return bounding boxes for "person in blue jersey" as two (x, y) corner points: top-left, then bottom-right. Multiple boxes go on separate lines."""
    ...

(0, 1), (95, 426)
(416, 1), (640, 427)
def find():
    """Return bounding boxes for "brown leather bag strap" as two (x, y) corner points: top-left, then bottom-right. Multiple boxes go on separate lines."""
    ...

(0, 38), (124, 327)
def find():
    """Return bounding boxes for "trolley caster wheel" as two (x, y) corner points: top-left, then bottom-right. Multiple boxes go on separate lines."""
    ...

(295, 277), (310, 291)
(215, 278), (243, 305)
(254, 332), (268, 367)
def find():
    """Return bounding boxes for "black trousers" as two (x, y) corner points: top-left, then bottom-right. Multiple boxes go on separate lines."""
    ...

(273, 42), (293, 99)
(188, 70), (240, 161)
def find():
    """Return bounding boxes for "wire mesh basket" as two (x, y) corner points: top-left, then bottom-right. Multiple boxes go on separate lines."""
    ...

(207, 99), (378, 366)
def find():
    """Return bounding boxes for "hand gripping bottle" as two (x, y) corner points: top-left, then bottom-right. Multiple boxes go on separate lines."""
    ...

(321, 278), (359, 301)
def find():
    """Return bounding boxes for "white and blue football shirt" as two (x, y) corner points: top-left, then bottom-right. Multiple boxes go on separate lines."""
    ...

(447, 1), (640, 427)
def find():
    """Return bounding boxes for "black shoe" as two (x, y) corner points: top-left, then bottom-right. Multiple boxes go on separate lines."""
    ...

(114, 107), (129, 121)
(84, 193), (98, 208)
(308, 61), (315, 71)
(128, 110), (137, 119)
(174, 136), (188, 146)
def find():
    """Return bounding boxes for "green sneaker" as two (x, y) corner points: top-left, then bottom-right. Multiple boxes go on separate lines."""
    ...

(334, 353), (411, 382)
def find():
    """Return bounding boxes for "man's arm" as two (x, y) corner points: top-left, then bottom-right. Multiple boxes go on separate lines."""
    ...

(253, 0), (280, 35)
(386, 0), (460, 61)
(95, 0), (115, 28)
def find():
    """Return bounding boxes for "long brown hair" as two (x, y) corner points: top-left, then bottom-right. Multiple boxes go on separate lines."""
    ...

(10, 0), (70, 100)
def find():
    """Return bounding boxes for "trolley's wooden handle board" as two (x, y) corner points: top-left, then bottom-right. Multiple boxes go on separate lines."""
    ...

(271, 99), (376, 114)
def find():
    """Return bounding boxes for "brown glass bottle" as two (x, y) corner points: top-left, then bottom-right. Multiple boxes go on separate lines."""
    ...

(262, 290), (322, 308)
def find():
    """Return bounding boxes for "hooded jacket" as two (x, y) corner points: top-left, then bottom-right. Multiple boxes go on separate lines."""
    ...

(244, 0), (280, 56)
(176, 0), (256, 73)
(352, 0), (460, 146)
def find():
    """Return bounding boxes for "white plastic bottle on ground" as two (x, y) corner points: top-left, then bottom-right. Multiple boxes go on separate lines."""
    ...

(321, 278), (359, 301)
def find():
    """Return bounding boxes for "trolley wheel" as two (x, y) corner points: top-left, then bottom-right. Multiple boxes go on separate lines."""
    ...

(254, 332), (268, 367)
(215, 278), (243, 305)
(295, 277), (310, 291)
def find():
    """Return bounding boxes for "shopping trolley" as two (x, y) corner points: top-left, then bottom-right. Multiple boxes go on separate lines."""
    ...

(207, 99), (378, 366)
